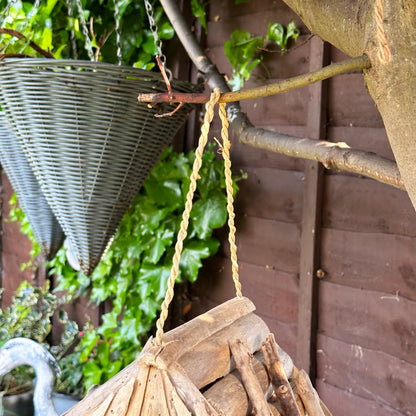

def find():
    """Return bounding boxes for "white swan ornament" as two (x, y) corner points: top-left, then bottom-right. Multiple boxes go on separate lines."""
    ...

(0, 338), (61, 416)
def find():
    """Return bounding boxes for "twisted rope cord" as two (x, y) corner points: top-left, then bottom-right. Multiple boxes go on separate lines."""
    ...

(375, 0), (391, 64)
(218, 102), (242, 298)
(155, 88), (221, 346)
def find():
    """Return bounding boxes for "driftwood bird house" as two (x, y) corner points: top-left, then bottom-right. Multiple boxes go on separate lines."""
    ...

(61, 298), (295, 415)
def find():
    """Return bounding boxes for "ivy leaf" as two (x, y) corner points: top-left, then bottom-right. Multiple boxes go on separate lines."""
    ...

(83, 361), (103, 391)
(191, 192), (227, 239)
(96, 341), (110, 368)
(286, 21), (300, 43)
(138, 263), (171, 301)
(158, 21), (175, 39)
(267, 21), (299, 50)
(180, 238), (220, 282)
(142, 228), (174, 264)
(266, 22), (284, 46)
(144, 177), (182, 209)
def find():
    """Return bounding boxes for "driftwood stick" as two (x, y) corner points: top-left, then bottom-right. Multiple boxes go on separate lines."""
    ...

(203, 352), (270, 416)
(229, 339), (272, 416)
(319, 399), (334, 416)
(292, 367), (326, 416)
(261, 334), (301, 416)
(294, 393), (306, 416)
(167, 362), (219, 416)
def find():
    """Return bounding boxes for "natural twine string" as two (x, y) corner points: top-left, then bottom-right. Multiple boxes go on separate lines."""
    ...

(155, 88), (221, 346)
(375, 0), (391, 64)
(154, 88), (243, 346)
(218, 101), (242, 298)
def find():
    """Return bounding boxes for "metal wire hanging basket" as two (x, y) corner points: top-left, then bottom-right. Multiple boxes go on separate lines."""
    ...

(0, 58), (199, 275)
(0, 112), (65, 260)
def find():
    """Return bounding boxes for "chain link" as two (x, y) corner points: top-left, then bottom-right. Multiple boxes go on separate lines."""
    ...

(74, 0), (95, 61)
(27, 0), (41, 19)
(143, 0), (171, 80)
(113, 0), (122, 65)
(66, 0), (78, 59)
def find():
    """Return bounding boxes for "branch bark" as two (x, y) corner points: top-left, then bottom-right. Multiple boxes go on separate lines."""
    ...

(279, 0), (416, 208)
(160, 0), (404, 191)
(138, 56), (370, 104)
(0, 28), (54, 59)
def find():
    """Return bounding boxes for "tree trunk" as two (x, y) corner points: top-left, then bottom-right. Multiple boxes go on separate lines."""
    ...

(281, 0), (416, 208)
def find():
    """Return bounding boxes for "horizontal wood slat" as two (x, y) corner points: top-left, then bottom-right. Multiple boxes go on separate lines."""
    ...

(323, 175), (416, 236)
(321, 228), (416, 300)
(318, 281), (416, 363)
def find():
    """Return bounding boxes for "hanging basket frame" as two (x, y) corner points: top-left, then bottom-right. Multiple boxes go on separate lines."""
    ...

(0, 112), (64, 259)
(0, 58), (200, 274)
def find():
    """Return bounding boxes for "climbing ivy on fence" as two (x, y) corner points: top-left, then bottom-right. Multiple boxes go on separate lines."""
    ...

(10, 145), (243, 394)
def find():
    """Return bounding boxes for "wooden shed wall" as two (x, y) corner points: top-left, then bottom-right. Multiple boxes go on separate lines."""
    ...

(188, 1), (416, 415)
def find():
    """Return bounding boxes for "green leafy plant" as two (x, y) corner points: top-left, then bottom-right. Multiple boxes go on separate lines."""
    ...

(8, 193), (41, 269)
(0, 0), (174, 67)
(0, 281), (80, 396)
(224, 22), (299, 90)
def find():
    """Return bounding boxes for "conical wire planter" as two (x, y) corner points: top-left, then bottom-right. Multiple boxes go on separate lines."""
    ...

(0, 112), (64, 260)
(0, 58), (199, 275)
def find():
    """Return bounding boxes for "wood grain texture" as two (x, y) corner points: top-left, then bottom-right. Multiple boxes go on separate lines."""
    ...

(219, 214), (300, 274)
(316, 380), (405, 416)
(234, 167), (303, 223)
(316, 334), (416, 416)
(320, 228), (416, 300)
(322, 175), (416, 237)
(229, 340), (272, 416)
(318, 282), (416, 363)
(327, 74), (384, 128)
(326, 126), (393, 160)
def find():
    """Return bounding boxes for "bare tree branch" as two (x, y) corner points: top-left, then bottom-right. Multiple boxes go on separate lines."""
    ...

(0, 28), (54, 59)
(138, 56), (370, 104)
(159, 0), (404, 191)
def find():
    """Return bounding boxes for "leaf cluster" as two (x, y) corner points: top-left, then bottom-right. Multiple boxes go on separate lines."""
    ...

(0, 0), (174, 67)
(225, 22), (299, 90)
(0, 281), (80, 396)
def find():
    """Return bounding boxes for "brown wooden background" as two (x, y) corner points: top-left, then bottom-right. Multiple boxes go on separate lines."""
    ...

(0, 1), (415, 415)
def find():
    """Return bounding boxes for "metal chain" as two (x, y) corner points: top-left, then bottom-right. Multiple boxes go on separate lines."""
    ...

(113, 0), (122, 65)
(0, 2), (11, 26)
(143, 0), (172, 80)
(74, 0), (95, 61)
(66, 0), (78, 59)
(27, 0), (41, 19)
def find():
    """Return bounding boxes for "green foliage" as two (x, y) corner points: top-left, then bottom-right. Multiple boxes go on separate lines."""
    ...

(190, 0), (207, 33)
(0, 0), (175, 67)
(225, 22), (299, 90)
(8, 193), (41, 269)
(47, 145), (240, 393)
(0, 282), (80, 396)
(266, 21), (300, 51)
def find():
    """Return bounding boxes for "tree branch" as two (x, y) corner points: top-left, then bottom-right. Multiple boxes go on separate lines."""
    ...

(0, 28), (54, 59)
(138, 55), (370, 104)
(160, 0), (404, 191)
